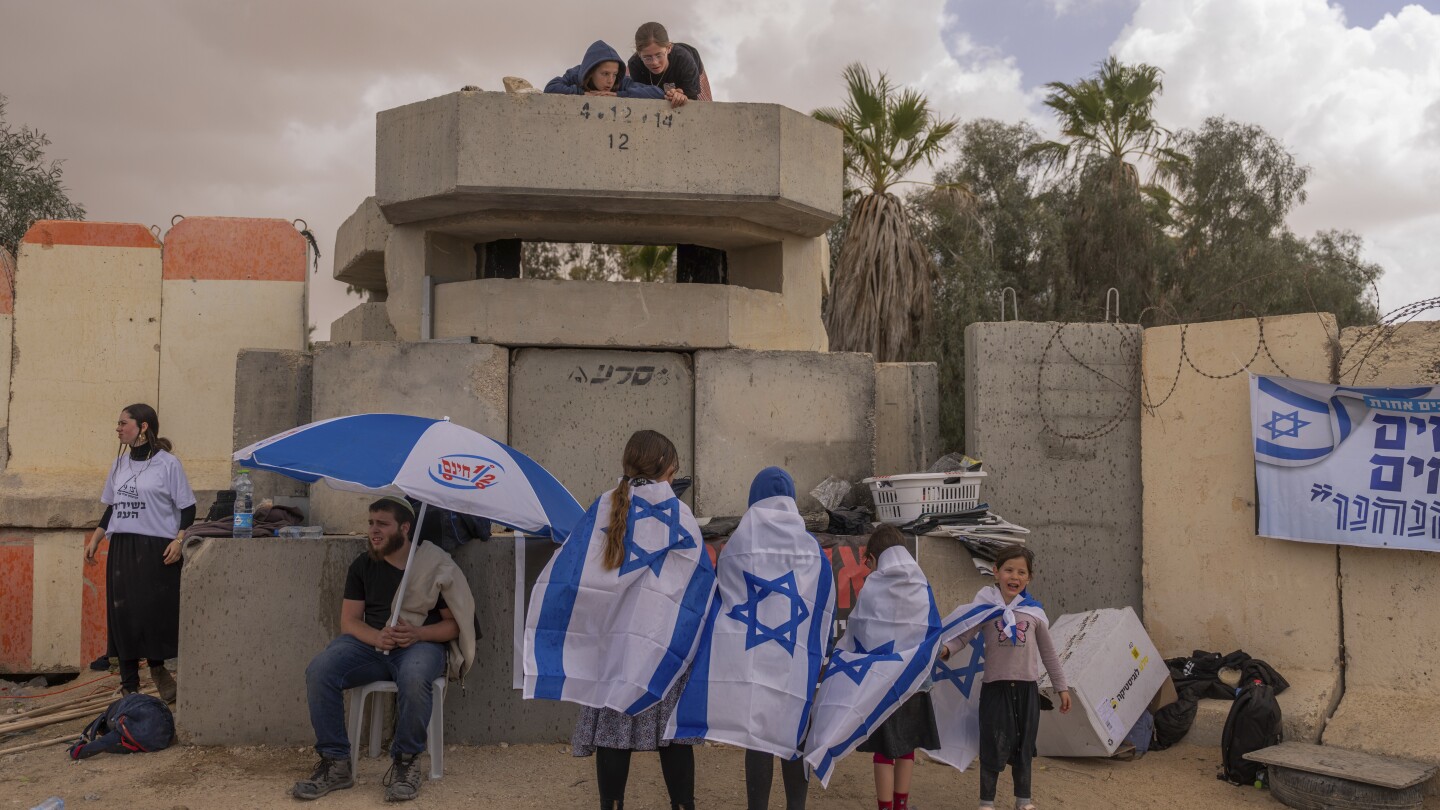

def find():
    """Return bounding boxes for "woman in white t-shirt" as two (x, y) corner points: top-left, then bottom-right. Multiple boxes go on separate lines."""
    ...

(84, 403), (196, 701)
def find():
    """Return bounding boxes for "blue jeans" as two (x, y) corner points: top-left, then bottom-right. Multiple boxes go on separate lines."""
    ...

(305, 634), (447, 761)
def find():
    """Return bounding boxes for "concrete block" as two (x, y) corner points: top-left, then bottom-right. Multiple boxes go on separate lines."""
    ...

(874, 363), (942, 476)
(376, 92), (842, 238)
(1325, 322), (1440, 782)
(329, 302), (397, 342)
(694, 349), (874, 517)
(1325, 690), (1440, 796)
(234, 349), (313, 503)
(1141, 315), (1340, 675)
(177, 535), (577, 745)
(964, 322), (1143, 620)
(0, 530), (89, 673)
(0, 469), (107, 529)
(0, 248), (12, 472)
(917, 533), (993, 615)
(1187, 668), (1341, 747)
(160, 217), (308, 490)
(509, 348), (693, 509)
(384, 225), (475, 341)
(333, 196), (390, 293)
(435, 274), (826, 352)
(8, 222), (162, 475)
(309, 341), (507, 533)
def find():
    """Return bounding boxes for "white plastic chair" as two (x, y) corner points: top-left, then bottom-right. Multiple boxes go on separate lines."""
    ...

(345, 676), (446, 780)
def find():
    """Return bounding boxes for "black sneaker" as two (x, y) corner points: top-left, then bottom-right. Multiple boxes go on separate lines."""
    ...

(88, 654), (111, 672)
(291, 757), (354, 801)
(382, 753), (423, 802)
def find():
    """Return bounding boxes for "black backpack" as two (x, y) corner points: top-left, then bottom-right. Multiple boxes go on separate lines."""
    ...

(1218, 680), (1282, 786)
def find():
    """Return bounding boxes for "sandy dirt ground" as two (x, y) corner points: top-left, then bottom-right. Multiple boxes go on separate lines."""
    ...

(1, 687), (1284, 810)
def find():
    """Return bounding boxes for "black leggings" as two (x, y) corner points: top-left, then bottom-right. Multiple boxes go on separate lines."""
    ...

(595, 745), (694, 808)
(744, 749), (807, 810)
(979, 764), (1032, 803)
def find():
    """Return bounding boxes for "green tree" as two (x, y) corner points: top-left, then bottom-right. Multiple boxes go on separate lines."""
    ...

(913, 119), (1067, 448)
(0, 94), (85, 254)
(813, 63), (960, 362)
(616, 244), (676, 283)
(1161, 117), (1379, 327)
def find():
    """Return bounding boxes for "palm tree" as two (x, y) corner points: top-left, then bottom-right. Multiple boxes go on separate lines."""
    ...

(1028, 57), (1183, 188)
(1027, 57), (1184, 314)
(813, 63), (960, 362)
(617, 244), (676, 283)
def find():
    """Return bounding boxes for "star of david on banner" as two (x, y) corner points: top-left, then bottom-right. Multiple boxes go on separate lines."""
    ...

(823, 638), (903, 686)
(1262, 410), (1311, 440)
(932, 635), (985, 699)
(726, 570), (811, 655)
(615, 494), (698, 576)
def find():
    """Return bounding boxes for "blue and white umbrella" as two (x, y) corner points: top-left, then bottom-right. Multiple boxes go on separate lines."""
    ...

(233, 413), (583, 541)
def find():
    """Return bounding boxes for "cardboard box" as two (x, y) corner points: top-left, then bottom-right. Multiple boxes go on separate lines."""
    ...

(1037, 607), (1167, 757)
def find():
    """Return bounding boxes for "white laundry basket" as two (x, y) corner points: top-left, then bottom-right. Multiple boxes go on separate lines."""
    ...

(863, 471), (987, 525)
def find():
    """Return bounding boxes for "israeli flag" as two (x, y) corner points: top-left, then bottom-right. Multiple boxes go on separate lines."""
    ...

(923, 585), (1048, 772)
(668, 468), (836, 759)
(804, 545), (941, 787)
(523, 481), (716, 714)
(1250, 375), (1342, 468)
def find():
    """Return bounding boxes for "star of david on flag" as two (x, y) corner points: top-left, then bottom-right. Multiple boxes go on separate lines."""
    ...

(667, 486), (835, 760)
(823, 639), (903, 685)
(524, 480), (716, 715)
(932, 635), (985, 699)
(805, 546), (942, 787)
(1250, 375), (1341, 468)
(614, 494), (697, 577)
(1262, 410), (1310, 440)
(726, 570), (811, 655)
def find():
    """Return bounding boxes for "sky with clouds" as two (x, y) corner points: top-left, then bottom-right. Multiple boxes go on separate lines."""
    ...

(2, 0), (1435, 336)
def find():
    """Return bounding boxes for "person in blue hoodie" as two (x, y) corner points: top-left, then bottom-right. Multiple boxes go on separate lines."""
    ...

(545, 40), (667, 100)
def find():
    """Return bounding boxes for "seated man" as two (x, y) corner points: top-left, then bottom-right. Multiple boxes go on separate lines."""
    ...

(292, 497), (476, 803)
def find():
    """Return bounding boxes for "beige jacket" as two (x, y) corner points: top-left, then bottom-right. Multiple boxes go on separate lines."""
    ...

(390, 541), (478, 682)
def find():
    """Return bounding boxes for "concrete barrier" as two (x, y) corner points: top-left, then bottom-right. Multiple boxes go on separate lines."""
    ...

(309, 341), (508, 533)
(177, 535), (576, 746)
(334, 197), (390, 294)
(376, 92), (841, 238)
(874, 362), (942, 477)
(965, 322), (1143, 620)
(693, 349), (874, 517)
(434, 275), (826, 352)
(0, 248), (12, 472)
(1324, 322), (1440, 785)
(508, 348), (693, 509)
(7, 222), (162, 475)
(1141, 314), (1341, 744)
(233, 349), (313, 504)
(0, 530), (100, 673)
(159, 217), (307, 490)
(329, 302), (396, 342)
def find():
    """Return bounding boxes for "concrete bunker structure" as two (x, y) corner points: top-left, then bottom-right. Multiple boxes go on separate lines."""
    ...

(179, 90), (942, 745)
(334, 91), (840, 351)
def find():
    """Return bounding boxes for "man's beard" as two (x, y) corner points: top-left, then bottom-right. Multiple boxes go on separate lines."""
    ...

(368, 529), (405, 561)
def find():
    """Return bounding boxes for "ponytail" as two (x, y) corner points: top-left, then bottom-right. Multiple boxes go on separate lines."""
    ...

(600, 430), (679, 571)
(603, 478), (633, 570)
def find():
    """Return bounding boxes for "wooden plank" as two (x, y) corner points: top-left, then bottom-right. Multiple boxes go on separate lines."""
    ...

(1245, 742), (1437, 790)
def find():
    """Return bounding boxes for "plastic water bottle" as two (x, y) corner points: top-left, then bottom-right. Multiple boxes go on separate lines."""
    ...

(232, 470), (254, 539)
(31, 798), (64, 810)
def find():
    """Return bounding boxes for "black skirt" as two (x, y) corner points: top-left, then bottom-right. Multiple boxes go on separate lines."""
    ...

(105, 533), (181, 662)
(857, 690), (941, 758)
(978, 679), (1041, 773)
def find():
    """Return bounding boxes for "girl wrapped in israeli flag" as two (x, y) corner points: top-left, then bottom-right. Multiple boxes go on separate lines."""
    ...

(930, 545), (1070, 810)
(523, 430), (716, 810)
(804, 525), (943, 804)
(667, 466), (835, 810)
